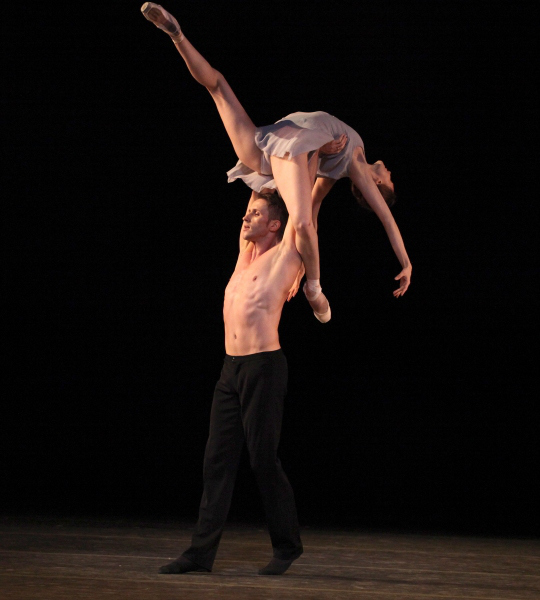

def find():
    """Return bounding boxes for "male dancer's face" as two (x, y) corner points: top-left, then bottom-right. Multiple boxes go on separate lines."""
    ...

(241, 199), (278, 242)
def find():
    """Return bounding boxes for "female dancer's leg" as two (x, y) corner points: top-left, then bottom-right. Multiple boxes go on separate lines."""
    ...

(142, 3), (261, 171)
(142, 4), (329, 315)
(270, 153), (318, 281)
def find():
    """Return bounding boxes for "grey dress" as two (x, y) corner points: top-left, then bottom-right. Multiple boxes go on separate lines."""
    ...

(227, 111), (364, 192)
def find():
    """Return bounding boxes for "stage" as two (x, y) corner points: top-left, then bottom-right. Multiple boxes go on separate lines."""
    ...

(1, 517), (538, 599)
(2, 3), (538, 599)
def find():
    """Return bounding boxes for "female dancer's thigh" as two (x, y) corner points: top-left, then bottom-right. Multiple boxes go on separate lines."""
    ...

(270, 153), (313, 225)
(174, 36), (262, 173)
(210, 79), (262, 174)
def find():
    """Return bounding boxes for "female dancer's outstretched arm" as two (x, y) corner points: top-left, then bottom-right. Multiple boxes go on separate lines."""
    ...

(349, 148), (411, 297)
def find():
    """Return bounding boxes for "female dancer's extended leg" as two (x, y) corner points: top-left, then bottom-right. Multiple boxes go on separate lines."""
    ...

(142, 3), (261, 172)
(141, 3), (329, 317)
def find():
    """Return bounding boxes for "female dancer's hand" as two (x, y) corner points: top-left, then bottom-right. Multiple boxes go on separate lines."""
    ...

(287, 264), (305, 301)
(320, 134), (348, 156)
(393, 264), (412, 297)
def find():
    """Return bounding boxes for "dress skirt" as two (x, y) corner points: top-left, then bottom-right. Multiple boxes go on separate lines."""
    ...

(227, 111), (364, 192)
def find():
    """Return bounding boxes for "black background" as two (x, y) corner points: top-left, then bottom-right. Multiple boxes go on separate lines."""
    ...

(2, 1), (537, 536)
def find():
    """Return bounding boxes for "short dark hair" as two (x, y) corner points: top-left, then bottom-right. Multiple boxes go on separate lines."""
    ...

(351, 182), (397, 211)
(259, 190), (288, 240)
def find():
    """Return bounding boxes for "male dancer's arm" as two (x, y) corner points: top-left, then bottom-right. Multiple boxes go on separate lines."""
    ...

(230, 192), (257, 275)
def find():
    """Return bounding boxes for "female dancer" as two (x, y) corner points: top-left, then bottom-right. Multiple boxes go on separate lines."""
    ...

(141, 3), (412, 321)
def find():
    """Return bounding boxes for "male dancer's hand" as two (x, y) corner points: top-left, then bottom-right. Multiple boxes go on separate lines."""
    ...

(320, 134), (348, 156)
(287, 264), (305, 301)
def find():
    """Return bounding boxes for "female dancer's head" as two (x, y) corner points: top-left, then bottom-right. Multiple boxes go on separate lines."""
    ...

(352, 160), (396, 211)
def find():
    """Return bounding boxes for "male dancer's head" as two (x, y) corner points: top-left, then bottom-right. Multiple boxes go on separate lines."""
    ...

(242, 191), (288, 243)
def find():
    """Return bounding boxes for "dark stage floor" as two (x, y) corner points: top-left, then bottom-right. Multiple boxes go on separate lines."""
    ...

(0, 517), (538, 599)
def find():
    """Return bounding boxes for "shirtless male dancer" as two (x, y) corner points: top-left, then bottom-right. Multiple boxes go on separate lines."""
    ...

(159, 187), (310, 576)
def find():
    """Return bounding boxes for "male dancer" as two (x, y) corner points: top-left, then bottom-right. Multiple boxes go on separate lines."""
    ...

(159, 188), (310, 576)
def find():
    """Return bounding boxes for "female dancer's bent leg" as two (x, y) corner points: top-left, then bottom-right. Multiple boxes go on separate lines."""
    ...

(141, 3), (330, 317)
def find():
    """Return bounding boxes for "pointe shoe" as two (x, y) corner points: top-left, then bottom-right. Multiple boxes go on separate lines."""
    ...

(141, 3), (184, 40)
(303, 283), (331, 324)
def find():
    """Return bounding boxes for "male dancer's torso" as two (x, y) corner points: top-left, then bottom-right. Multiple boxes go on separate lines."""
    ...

(223, 241), (301, 356)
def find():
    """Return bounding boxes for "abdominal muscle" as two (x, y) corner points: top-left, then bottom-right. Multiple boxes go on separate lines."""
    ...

(223, 257), (285, 356)
(224, 305), (282, 355)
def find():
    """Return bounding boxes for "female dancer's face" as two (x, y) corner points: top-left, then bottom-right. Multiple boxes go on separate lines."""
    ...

(372, 161), (394, 191)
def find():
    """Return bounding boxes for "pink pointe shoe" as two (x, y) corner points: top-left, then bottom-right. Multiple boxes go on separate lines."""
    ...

(141, 3), (184, 40)
(303, 283), (331, 324)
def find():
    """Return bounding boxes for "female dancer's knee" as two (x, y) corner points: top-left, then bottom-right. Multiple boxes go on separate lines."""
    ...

(290, 216), (315, 238)
(204, 70), (224, 94)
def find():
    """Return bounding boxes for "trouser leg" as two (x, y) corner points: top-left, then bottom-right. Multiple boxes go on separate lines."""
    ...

(239, 351), (303, 561)
(182, 362), (243, 569)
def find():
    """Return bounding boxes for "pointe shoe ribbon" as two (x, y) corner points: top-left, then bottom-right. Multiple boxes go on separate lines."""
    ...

(303, 281), (322, 301)
(303, 283), (331, 323)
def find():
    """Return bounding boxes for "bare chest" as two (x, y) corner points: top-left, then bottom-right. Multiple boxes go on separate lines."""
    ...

(224, 249), (279, 310)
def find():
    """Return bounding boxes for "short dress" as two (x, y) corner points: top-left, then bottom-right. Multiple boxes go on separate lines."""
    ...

(226, 111), (364, 192)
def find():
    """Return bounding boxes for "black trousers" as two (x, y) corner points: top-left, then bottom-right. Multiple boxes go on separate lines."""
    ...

(182, 349), (303, 570)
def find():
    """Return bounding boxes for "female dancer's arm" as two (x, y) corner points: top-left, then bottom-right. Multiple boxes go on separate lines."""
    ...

(349, 149), (412, 297)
